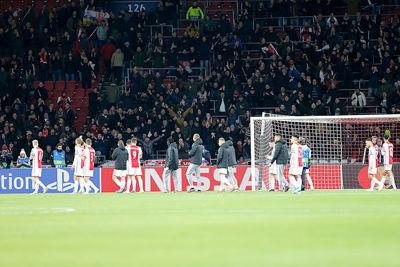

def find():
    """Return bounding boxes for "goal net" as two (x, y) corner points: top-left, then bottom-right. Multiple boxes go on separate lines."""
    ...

(250, 114), (400, 191)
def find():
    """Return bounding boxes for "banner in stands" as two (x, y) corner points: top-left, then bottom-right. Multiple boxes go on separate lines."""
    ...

(83, 9), (110, 25)
(0, 168), (101, 194)
(109, 1), (159, 14)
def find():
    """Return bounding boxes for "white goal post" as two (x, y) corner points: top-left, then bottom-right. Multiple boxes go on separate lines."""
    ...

(250, 114), (400, 191)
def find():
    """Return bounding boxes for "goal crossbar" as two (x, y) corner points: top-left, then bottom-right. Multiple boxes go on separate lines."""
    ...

(250, 114), (400, 191)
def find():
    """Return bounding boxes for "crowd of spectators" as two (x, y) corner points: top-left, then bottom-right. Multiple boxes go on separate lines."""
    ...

(1, 0), (400, 165)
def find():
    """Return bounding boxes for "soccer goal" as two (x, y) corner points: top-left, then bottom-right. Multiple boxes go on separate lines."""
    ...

(250, 114), (400, 191)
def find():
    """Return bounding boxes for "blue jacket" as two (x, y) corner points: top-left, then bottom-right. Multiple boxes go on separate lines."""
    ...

(53, 150), (66, 168)
(302, 145), (311, 168)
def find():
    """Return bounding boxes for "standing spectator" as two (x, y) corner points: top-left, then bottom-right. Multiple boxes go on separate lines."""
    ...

(96, 22), (109, 49)
(111, 48), (124, 84)
(186, 1), (204, 21)
(38, 48), (49, 81)
(51, 51), (63, 84)
(80, 58), (92, 91)
(53, 144), (66, 168)
(100, 40), (116, 80)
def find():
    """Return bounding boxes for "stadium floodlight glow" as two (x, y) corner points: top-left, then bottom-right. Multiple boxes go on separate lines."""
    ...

(250, 114), (400, 191)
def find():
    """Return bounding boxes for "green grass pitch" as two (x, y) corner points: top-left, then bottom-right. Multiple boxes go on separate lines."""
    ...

(0, 191), (399, 267)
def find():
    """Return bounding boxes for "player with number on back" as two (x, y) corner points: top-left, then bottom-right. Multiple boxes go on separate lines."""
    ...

(366, 138), (383, 191)
(289, 135), (303, 194)
(81, 139), (98, 194)
(126, 138), (144, 193)
(380, 134), (396, 190)
(30, 140), (48, 194)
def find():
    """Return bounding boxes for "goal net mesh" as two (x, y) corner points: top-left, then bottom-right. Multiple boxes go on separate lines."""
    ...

(251, 115), (400, 190)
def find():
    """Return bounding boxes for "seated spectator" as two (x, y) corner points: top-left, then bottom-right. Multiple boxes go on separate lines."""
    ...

(17, 149), (30, 168)
(351, 89), (367, 114)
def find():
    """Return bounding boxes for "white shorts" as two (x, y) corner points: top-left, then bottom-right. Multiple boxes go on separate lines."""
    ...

(384, 164), (393, 171)
(127, 166), (142, 176)
(74, 167), (84, 177)
(305, 169), (310, 174)
(289, 165), (303, 176)
(32, 168), (42, 177)
(83, 169), (94, 178)
(113, 169), (127, 178)
(269, 163), (277, 175)
(218, 168), (228, 175)
(368, 167), (377, 175)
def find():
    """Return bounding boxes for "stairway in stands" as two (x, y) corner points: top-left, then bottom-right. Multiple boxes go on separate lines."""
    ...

(33, 80), (98, 132)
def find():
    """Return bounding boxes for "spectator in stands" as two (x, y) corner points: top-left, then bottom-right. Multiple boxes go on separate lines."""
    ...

(111, 49), (124, 84)
(57, 91), (72, 109)
(186, 1), (204, 21)
(351, 88), (367, 114)
(16, 149), (30, 168)
(101, 40), (116, 80)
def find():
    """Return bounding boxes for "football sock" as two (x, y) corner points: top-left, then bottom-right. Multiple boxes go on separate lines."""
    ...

(88, 180), (98, 191)
(138, 177), (143, 191)
(33, 181), (39, 192)
(80, 179), (87, 192)
(306, 175), (314, 189)
(132, 178), (137, 191)
(36, 179), (46, 189)
(390, 176), (396, 189)
(126, 179), (131, 191)
(370, 179), (375, 189)
(380, 177), (386, 188)
(73, 180), (79, 192)
(372, 177), (382, 187)
(269, 177), (275, 190)
(120, 178), (126, 189)
(113, 178), (122, 188)
(289, 176), (298, 189)
(297, 178), (302, 189)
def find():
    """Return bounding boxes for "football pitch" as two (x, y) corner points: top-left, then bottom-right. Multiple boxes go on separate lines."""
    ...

(0, 191), (399, 267)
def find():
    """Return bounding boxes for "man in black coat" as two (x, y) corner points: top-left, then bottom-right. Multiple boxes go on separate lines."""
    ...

(186, 133), (204, 192)
(112, 140), (129, 193)
(217, 138), (234, 192)
(163, 138), (179, 192)
(270, 134), (290, 191)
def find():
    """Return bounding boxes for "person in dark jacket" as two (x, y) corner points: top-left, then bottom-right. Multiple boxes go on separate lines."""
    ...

(217, 138), (234, 192)
(270, 134), (289, 191)
(163, 138), (179, 192)
(186, 133), (204, 192)
(112, 140), (129, 193)
(226, 140), (239, 191)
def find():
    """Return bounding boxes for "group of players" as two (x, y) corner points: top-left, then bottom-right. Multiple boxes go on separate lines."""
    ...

(29, 137), (98, 194)
(110, 134), (240, 193)
(27, 132), (397, 194)
(267, 134), (314, 194)
(366, 134), (396, 191)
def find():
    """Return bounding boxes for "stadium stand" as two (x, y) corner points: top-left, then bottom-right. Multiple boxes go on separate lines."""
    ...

(0, 0), (400, 164)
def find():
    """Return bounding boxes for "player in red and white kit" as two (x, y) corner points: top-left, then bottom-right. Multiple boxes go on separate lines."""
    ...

(30, 140), (48, 194)
(71, 137), (86, 193)
(289, 135), (303, 194)
(81, 139), (99, 194)
(366, 138), (383, 191)
(380, 134), (396, 190)
(125, 138), (143, 193)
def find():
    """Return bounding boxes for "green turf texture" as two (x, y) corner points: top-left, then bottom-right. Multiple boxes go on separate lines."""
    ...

(0, 191), (399, 267)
